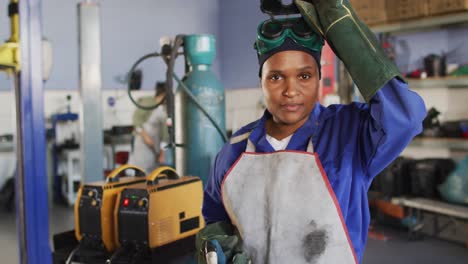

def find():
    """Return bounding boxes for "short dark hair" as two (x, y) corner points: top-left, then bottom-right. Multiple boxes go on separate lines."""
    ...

(257, 38), (322, 78)
(155, 82), (166, 97)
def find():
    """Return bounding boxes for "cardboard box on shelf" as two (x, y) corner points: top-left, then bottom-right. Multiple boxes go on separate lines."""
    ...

(428, 0), (468, 15)
(386, 0), (430, 22)
(350, 0), (387, 25)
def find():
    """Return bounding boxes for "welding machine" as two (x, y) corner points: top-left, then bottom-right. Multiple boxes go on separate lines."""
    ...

(74, 165), (147, 252)
(114, 166), (204, 249)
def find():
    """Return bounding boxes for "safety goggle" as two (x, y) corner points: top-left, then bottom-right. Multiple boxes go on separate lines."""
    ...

(255, 17), (324, 56)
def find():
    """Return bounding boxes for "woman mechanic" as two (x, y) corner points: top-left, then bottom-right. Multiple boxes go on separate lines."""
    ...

(196, 0), (426, 263)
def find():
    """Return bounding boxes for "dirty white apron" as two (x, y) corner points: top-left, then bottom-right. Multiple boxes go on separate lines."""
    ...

(221, 138), (357, 264)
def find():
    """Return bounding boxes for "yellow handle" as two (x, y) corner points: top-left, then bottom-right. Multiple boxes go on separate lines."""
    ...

(106, 164), (145, 183)
(9, 0), (19, 43)
(147, 166), (179, 185)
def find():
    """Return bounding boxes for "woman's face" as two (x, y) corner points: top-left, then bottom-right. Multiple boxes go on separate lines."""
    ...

(261, 50), (319, 129)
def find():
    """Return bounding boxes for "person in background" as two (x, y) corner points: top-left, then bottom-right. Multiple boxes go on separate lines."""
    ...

(196, 0), (427, 263)
(128, 82), (168, 173)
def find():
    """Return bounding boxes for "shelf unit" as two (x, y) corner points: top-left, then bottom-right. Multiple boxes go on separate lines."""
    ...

(371, 12), (468, 245)
(371, 12), (468, 34)
(407, 77), (468, 89)
(371, 11), (468, 142)
(371, 12), (468, 88)
(410, 138), (468, 151)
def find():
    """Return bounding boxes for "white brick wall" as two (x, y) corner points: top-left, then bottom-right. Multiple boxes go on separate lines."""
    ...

(225, 87), (264, 133)
(0, 86), (466, 137)
(0, 88), (265, 136)
(0, 91), (16, 135)
(447, 89), (468, 121)
(412, 87), (468, 122)
(0, 89), (155, 135)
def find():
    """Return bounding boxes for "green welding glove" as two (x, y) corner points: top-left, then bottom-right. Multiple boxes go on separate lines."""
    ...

(196, 221), (251, 264)
(232, 253), (251, 264)
(295, 0), (404, 101)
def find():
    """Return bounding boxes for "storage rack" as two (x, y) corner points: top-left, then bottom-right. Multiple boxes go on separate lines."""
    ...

(369, 11), (468, 246)
(371, 12), (468, 34)
(369, 11), (468, 152)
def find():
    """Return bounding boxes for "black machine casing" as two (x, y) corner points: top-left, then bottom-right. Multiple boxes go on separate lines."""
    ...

(116, 188), (150, 247)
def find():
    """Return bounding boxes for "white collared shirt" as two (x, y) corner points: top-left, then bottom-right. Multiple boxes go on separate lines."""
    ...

(266, 134), (293, 151)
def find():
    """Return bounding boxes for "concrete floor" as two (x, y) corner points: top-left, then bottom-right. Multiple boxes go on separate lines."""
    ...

(364, 226), (468, 264)
(0, 204), (75, 264)
(1, 206), (467, 263)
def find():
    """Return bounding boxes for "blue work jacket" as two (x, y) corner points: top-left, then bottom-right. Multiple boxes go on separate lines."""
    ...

(203, 78), (426, 262)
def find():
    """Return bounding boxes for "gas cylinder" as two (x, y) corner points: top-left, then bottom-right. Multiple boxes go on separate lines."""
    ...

(176, 34), (226, 185)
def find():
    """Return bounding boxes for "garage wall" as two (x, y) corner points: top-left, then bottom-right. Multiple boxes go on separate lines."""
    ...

(0, 0), (221, 90)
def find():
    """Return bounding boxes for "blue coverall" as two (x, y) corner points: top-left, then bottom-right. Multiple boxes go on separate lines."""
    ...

(203, 78), (426, 262)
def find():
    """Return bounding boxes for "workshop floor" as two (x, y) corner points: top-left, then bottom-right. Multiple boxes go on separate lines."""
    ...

(0, 204), (75, 264)
(0, 206), (467, 264)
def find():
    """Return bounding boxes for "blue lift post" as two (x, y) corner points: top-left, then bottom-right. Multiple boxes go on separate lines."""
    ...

(15, 0), (52, 263)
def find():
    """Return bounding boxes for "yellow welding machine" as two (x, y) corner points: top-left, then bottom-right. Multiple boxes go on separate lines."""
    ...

(114, 166), (204, 249)
(74, 165), (146, 252)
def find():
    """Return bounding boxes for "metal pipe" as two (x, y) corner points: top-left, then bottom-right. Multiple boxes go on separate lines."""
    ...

(78, 1), (104, 182)
(13, 72), (27, 264)
(174, 83), (187, 176)
(16, 0), (52, 263)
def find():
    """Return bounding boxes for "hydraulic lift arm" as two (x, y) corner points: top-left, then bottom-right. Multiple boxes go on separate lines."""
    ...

(0, 0), (20, 73)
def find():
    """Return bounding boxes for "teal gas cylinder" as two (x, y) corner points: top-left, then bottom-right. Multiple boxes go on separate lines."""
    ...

(181, 34), (226, 185)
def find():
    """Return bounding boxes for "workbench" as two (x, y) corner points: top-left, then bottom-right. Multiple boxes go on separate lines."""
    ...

(52, 231), (196, 264)
(391, 197), (468, 245)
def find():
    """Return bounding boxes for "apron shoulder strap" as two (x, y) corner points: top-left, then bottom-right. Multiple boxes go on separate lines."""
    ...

(245, 139), (256, 152)
(229, 131), (255, 152)
(230, 132), (251, 145)
(306, 139), (314, 153)
(230, 132), (314, 153)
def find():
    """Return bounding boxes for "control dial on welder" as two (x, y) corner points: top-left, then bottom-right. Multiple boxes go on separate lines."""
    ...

(138, 198), (148, 208)
(91, 198), (101, 207)
(87, 189), (98, 198)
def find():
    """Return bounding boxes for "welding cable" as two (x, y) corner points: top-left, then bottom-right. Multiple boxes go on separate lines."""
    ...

(127, 52), (166, 111)
(173, 73), (228, 143)
(130, 248), (147, 264)
(65, 245), (80, 264)
(127, 38), (227, 143)
(168, 34), (227, 142)
(106, 246), (127, 264)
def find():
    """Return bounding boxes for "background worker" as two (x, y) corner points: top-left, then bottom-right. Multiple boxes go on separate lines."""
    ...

(128, 82), (168, 173)
(196, 0), (426, 263)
